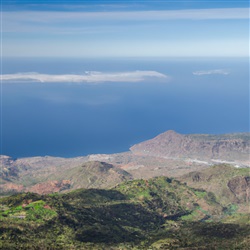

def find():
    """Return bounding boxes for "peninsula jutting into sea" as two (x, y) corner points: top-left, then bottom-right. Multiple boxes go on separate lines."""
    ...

(1, 0), (249, 249)
(1, 130), (250, 249)
(1, 130), (250, 194)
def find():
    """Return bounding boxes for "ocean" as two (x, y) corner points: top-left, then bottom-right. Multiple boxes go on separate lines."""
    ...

(1, 57), (249, 158)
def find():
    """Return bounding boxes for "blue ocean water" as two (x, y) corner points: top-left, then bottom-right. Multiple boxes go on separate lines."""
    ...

(1, 57), (249, 158)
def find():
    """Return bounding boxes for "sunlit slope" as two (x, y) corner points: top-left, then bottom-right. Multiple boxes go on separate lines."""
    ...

(1, 175), (249, 249)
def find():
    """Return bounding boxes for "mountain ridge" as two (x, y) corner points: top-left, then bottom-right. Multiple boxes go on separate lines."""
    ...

(130, 130), (250, 162)
(1, 130), (249, 195)
(0, 131), (249, 248)
(0, 175), (249, 249)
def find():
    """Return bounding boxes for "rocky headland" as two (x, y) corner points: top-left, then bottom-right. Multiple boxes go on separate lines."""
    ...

(1, 130), (249, 195)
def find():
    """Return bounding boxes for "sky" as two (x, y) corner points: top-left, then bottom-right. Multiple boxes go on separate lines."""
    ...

(1, 0), (249, 57)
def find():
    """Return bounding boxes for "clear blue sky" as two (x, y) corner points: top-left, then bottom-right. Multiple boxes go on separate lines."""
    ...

(1, 0), (249, 57)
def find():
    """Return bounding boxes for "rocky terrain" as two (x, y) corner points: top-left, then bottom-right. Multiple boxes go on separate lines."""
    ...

(130, 130), (250, 164)
(0, 160), (132, 195)
(1, 130), (249, 195)
(0, 131), (249, 249)
(177, 164), (250, 212)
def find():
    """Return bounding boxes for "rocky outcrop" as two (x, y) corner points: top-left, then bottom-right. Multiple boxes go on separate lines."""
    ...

(178, 164), (250, 209)
(188, 172), (208, 182)
(0, 156), (19, 181)
(227, 176), (250, 202)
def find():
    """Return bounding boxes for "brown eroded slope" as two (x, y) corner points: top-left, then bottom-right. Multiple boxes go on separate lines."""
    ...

(130, 130), (250, 163)
(0, 160), (132, 195)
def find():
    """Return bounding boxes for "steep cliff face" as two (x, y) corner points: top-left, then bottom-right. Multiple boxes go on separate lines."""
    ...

(130, 130), (250, 162)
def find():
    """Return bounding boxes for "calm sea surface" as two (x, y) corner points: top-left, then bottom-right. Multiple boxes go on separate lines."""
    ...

(1, 57), (249, 158)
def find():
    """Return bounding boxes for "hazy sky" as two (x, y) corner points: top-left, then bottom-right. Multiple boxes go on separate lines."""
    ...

(1, 0), (249, 57)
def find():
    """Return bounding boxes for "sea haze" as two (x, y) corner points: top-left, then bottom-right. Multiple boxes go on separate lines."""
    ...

(1, 57), (249, 158)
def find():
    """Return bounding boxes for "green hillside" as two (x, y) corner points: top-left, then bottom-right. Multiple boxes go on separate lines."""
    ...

(178, 164), (250, 211)
(1, 175), (249, 249)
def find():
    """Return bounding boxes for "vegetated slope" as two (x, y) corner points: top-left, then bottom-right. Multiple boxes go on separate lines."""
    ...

(0, 161), (132, 195)
(178, 164), (250, 212)
(130, 130), (250, 162)
(0, 176), (249, 249)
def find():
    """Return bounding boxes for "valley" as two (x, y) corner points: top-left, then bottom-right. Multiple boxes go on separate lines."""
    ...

(0, 130), (249, 249)
(1, 131), (249, 195)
